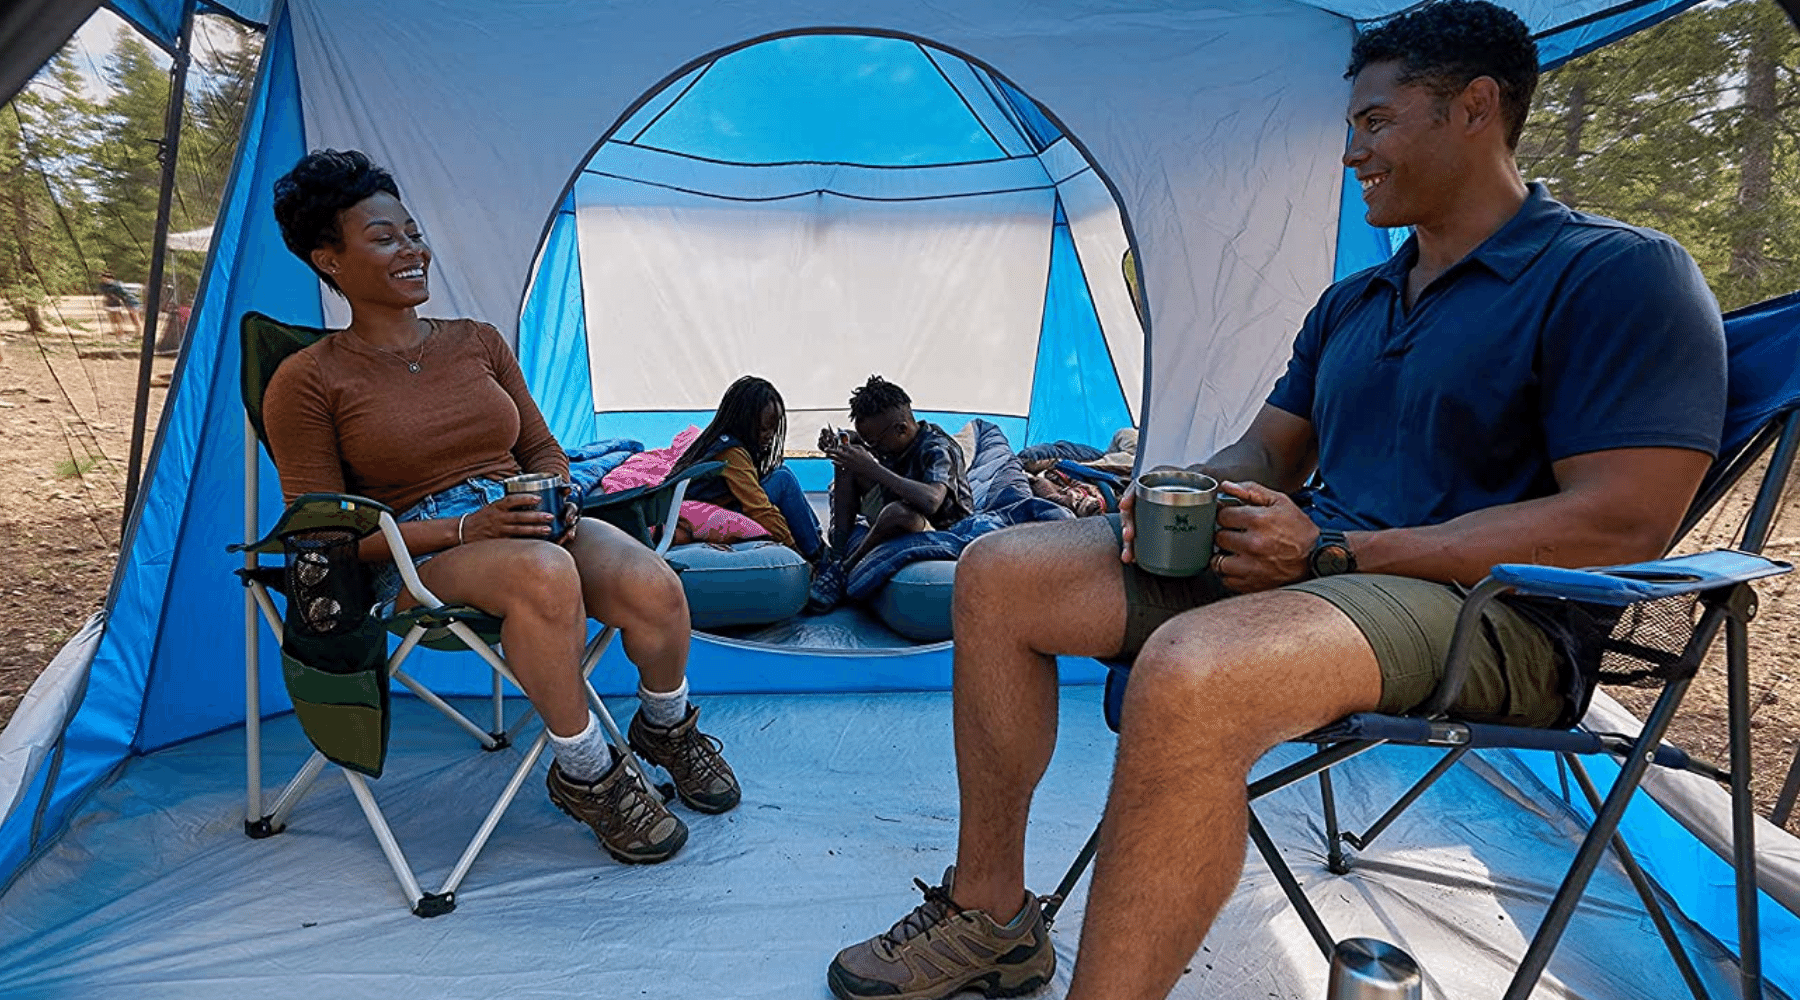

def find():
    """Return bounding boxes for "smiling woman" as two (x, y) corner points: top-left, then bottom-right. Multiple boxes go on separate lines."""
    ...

(259, 148), (744, 863)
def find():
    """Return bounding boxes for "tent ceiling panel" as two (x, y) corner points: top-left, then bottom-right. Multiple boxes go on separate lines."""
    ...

(633, 34), (1009, 165)
(290, 0), (1352, 462)
(575, 183), (1057, 416)
(583, 142), (1056, 201)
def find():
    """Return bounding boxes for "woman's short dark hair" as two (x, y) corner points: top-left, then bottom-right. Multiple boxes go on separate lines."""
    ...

(1346, 0), (1539, 150)
(272, 149), (401, 292)
(848, 375), (911, 422)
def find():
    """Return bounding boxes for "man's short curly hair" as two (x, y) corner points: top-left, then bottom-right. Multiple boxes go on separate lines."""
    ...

(1346, 0), (1539, 150)
(272, 149), (401, 293)
(848, 375), (912, 421)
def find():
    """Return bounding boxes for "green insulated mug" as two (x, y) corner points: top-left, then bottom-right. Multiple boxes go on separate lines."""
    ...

(1130, 469), (1227, 577)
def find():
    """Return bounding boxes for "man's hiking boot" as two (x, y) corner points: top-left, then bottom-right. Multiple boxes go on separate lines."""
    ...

(628, 704), (741, 813)
(545, 755), (687, 864)
(828, 867), (1055, 1000)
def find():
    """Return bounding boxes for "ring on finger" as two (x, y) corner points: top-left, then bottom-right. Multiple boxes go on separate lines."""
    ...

(1210, 551), (1228, 576)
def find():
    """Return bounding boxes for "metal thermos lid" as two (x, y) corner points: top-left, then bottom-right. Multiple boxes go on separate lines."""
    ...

(1326, 938), (1420, 1000)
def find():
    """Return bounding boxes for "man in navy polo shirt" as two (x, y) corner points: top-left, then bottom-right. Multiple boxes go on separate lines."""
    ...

(826, 3), (1727, 999)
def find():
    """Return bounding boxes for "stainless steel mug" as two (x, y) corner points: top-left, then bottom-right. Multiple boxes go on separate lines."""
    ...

(1130, 469), (1225, 577)
(503, 472), (570, 537)
(1326, 938), (1421, 1000)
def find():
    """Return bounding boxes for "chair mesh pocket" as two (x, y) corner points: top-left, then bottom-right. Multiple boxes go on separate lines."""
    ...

(282, 528), (373, 638)
(1577, 594), (1704, 688)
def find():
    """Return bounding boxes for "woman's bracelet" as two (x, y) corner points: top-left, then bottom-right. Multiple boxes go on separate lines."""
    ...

(456, 512), (470, 546)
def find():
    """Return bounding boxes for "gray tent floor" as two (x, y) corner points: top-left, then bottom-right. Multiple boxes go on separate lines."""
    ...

(0, 688), (1760, 999)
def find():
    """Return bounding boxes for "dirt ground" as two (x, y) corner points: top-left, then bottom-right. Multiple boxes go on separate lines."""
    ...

(0, 297), (1796, 835)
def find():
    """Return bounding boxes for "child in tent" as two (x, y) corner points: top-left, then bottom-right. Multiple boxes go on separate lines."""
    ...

(817, 375), (974, 579)
(669, 376), (825, 562)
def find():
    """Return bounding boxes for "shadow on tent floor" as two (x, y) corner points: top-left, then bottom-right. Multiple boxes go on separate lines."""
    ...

(0, 689), (1762, 999)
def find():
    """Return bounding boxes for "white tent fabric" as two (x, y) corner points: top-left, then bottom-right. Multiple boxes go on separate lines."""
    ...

(293, 0), (1349, 467)
(574, 175), (1057, 420)
(166, 224), (213, 252)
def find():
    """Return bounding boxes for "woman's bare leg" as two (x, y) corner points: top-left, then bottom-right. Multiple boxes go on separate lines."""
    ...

(564, 516), (690, 692)
(403, 538), (590, 736)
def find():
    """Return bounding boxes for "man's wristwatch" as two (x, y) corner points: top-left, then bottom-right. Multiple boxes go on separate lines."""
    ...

(1308, 529), (1356, 578)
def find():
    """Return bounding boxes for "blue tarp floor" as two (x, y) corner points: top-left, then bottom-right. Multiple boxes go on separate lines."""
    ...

(0, 687), (1769, 999)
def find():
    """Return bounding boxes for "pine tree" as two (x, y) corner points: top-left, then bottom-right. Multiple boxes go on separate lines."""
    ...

(0, 51), (99, 333)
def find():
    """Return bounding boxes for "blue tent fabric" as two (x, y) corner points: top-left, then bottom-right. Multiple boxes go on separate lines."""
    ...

(1719, 288), (1800, 455)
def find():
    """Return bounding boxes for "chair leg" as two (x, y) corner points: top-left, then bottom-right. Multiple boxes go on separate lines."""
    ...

(341, 769), (443, 916)
(1342, 745), (1469, 852)
(438, 727), (554, 902)
(1724, 610), (1763, 1000)
(259, 750), (330, 835)
(1247, 806), (1334, 960)
(1503, 675), (1696, 1000)
(393, 667), (502, 749)
(1042, 819), (1102, 925)
(1774, 743), (1800, 829)
(1564, 755), (1711, 1000)
(1319, 770), (1347, 875)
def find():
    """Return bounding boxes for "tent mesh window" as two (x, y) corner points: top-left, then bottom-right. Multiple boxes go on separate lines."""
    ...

(281, 528), (372, 639)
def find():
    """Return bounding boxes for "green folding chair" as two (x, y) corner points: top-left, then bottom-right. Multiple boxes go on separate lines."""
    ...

(233, 311), (718, 916)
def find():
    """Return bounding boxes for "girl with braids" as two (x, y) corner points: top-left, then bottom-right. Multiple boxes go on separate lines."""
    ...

(262, 149), (739, 868)
(671, 376), (825, 561)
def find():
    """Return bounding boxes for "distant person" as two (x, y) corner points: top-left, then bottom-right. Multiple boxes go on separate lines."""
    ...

(671, 375), (826, 561)
(97, 269), (140, 337)
(816, 375), (973, 584)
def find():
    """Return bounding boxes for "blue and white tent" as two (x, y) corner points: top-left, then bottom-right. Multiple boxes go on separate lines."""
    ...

(2, 2), (1799, 997)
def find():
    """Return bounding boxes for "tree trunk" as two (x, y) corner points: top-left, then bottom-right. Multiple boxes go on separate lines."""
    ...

(1560, 76), (1589, 210)
(1728, 19), (1778, 284)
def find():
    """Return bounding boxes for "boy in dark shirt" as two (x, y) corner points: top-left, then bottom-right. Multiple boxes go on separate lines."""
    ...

(819, 375), (974, 572)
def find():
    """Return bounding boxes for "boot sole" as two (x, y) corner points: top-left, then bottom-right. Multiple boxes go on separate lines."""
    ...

(826, 960), (1053, 1000)
(546, 785), (688, 864)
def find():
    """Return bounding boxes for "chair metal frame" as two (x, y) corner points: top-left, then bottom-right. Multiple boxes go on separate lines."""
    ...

(237, 406), (717, 917)
(1047, 406), (1799, 1000)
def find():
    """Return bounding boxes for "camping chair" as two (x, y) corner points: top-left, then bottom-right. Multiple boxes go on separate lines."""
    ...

(232, 311), (719, 917)
(1044, 318), (1799, 998)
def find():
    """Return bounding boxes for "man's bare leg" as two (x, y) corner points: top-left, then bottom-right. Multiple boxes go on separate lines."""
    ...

(1065, 590), (1383, 1000)
(949, 516), (1132, 919)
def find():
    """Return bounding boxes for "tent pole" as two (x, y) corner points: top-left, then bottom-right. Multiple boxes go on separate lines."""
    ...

(121, 0), (197, 533)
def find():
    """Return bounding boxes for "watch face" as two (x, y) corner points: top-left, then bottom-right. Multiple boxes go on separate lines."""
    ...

(1313, 545), (1351, 577)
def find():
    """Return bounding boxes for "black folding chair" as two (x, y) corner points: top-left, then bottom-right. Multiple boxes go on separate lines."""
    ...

(1047, 292), (1799, 998)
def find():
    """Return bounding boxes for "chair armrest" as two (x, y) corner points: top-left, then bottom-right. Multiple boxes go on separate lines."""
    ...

(1421, 549), (1792, 718)
(578, 461), (724, 550)
(228, 492), (392, 555)
(1490, 549), (1789, 605)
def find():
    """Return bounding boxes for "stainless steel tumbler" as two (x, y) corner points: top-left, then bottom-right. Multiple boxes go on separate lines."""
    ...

(1326, 938), (1421, 1000)
(503, 472), (569, 537)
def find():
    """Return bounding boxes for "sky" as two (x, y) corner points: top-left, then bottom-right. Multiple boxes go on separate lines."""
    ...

(63, 6), (248, 100)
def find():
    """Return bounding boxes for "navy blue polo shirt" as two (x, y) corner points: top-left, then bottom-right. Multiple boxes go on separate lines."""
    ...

(1267, 184), (1726, 533)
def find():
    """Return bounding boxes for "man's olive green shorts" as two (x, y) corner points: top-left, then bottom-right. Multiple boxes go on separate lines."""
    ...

(1105, 515), (1567, 727)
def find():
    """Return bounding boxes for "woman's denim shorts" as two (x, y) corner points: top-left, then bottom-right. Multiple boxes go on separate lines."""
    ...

(370, 477), (508, 615)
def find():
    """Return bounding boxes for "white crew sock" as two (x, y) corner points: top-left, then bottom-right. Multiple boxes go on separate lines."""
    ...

(637, 678), (690, 729)
(546, 711), (612, 783)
